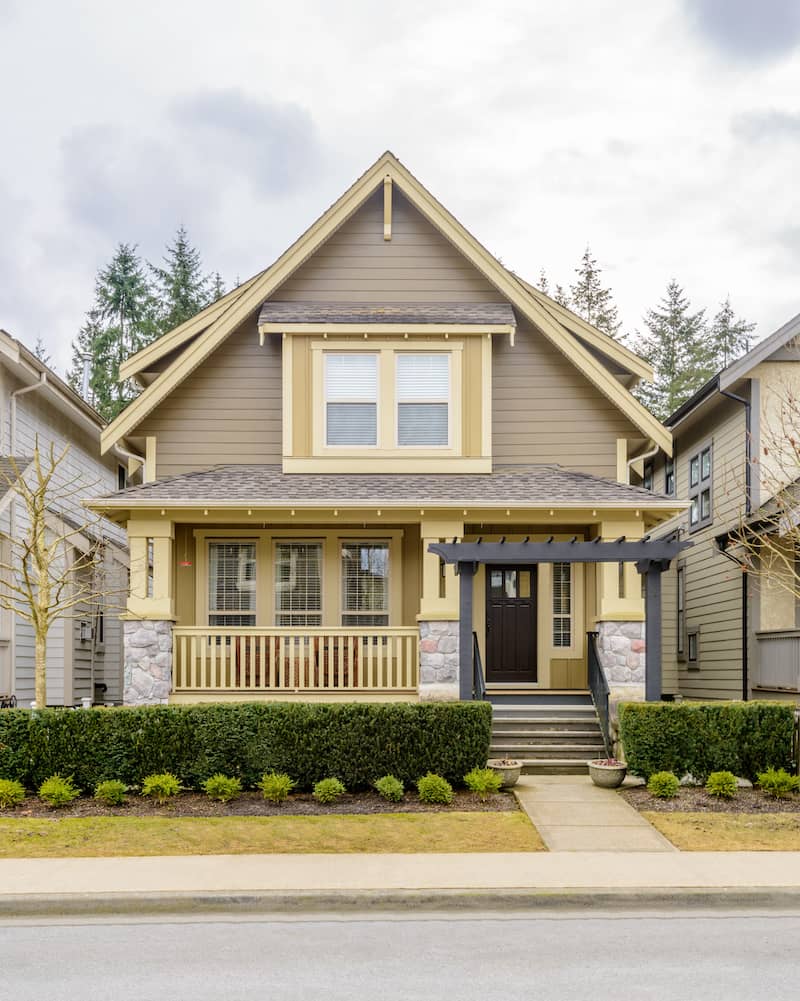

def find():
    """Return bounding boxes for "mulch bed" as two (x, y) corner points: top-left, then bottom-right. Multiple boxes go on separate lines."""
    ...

(621, 786), (800, 814)
(3, 790), (518, 820)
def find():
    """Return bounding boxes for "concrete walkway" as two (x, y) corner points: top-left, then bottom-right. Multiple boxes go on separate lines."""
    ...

(514, 775), (676, 852)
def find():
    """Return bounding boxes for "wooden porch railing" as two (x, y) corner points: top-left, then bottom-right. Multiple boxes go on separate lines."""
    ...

(172, 627), (419, 694)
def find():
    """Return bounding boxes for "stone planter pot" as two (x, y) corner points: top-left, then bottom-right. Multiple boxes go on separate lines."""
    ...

(487, 759), (523, 789)
(588, 759), (627, 789)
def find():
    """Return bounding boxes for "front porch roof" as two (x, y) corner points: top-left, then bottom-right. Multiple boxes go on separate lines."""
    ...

(89, 463), (682, 511)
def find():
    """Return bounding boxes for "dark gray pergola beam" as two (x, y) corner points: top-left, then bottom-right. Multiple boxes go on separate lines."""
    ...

(429, 538), (691, 566)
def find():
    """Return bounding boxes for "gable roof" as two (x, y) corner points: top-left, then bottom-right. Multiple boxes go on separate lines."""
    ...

(100, 152), (670, 455)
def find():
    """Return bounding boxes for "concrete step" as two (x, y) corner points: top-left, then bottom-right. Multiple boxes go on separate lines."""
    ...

(490, 728), (604, 742)
(491, 719), (602, 733)
(519, 759), (594, 775)
(490, 743), (606, 760)
(491, 705), (598, 718)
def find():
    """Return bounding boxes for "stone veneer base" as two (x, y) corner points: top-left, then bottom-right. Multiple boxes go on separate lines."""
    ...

(418, 620), (459, 701)
(123, 619), (173, 706)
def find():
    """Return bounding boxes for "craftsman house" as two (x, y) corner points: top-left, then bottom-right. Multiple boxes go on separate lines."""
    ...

(644, 312), (800, 701)
(92, 152), (686, 749)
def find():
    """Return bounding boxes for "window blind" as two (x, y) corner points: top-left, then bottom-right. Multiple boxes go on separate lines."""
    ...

(552, 562), (572, 647)
(396, 354), (449, 446)
(275, 542), (322, 626)
(341, 542), (389, 627)
(325, 353), (377, 446)
(208, 542), (256, 627)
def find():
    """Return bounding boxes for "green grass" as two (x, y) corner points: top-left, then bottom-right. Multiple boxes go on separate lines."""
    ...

(0, 811), (544, 857)
(643, 812), (800, 851)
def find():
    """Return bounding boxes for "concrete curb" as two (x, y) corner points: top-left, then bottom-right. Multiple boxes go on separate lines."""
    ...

(5, 886), (800, 917)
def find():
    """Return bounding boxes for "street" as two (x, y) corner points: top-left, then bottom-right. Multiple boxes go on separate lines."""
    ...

(2, 908), (798, 1000)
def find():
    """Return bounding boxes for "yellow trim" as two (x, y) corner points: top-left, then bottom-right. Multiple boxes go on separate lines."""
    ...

(282, 457), (491, 473)
(101, 151), (670, 457)
(383, 174), (392, 241)
(119, 271), (265, 381)
(144, 437), (157, 483)
(282, 333), (293, 458)
(616, 438), (629, 483)
(260, 323), (515, 337)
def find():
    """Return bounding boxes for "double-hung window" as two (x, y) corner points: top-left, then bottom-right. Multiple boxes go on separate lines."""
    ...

(688, 444), (712, 530)
(665, 456), (675, 496)
(396, 353), (449, 446)
(552, 562), (572, 647)
(325, 353), (378, 446)
(274, 542), (322, 626)
(208, 542), (257, 627)
(341, 542), (389, 626)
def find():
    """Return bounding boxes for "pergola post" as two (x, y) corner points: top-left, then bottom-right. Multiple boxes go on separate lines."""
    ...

(644, 565), (662, 702)
(457, 562), (477, 700)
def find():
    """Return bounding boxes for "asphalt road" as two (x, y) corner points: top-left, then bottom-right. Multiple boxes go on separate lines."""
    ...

(2, 909), (799, 1000)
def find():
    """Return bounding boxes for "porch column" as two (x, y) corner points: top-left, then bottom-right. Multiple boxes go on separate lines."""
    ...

(124, 518), (175, 706)
(641, 559), (667, 703)
(458, 561), (476, 701)
(418, 520), (463, 702)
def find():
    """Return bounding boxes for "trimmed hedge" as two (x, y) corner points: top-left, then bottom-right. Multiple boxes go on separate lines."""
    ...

(619, 701), (795, 782)
(0, 701), (492, 792)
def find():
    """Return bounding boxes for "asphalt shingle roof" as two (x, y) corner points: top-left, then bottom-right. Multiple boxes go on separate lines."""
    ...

(258, 301), (516, 326)
(101, 464), (676, 508)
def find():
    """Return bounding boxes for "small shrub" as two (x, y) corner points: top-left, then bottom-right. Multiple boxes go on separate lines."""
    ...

(259, 772), (295, 803)
(705, 771), (738, 799)
(313, 777), (346, 804)
(141, 772), (181, 805)
(38, 774), (80, 808)
(647, 771), (680, 799)
(202, 774), (242, 803)
(757, 767), (800, 799)
(375, 775), (404, 802)
(464, 767), (503, 800)
(417, 772), (454, 805)
(0, 778), (25, 809)
(94, 779), (128, 806)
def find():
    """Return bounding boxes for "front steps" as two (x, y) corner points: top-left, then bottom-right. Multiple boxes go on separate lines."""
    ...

(488, 692), (606, 775)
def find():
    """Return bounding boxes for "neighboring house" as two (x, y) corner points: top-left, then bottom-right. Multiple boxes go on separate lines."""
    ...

(0, 330), (135, 706)
(644, 312), (800, 701)
(91, 152), (686, 721)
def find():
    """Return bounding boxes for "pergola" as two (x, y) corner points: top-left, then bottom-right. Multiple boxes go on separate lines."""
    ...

(427, 535), (692, 701)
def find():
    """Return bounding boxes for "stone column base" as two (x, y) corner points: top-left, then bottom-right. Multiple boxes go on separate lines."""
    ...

(596, 620), (646, 713)
(123, 619), (173, 705)
(418, 620), (459, 701)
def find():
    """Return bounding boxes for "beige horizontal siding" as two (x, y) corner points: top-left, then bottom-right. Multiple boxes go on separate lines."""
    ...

(273, 190), (500, 303)
(136, 315), (282, 477)
(492, 322), (640, 477)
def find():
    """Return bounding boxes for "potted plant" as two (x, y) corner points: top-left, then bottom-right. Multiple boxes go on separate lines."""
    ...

(487, 758), (523, 789)
(588, 758), (627, 788)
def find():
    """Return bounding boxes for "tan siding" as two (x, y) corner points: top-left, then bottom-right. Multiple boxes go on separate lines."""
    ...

(274, 190), (500, 303)
(492, 322), (640, 477)
(135, 316), (282, 477)
(669, 399), (746, 700)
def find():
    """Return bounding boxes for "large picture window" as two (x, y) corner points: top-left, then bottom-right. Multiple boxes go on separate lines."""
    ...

(325, 353), (378, 446)
(274, 542), (322, 626)
(552, 562), (572, 647)
(341, 542), (389, 626)
(208, 542), (256, 627)
(396, 353), (449, 446)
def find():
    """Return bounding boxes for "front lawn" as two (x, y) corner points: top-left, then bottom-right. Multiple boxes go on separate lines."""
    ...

(642, 812), (800, 851)
(0, 811), (544, 857)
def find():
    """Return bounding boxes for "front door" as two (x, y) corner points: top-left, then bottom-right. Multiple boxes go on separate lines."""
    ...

(485, 566), (537, 683)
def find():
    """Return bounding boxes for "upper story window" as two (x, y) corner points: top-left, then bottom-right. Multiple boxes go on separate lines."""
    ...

(397, 354), (449, 446)
(688, 444), (712, 530)
(325, 353), (378, 446)
(665, 456), (675, 496)
(642, 459), (654, 492)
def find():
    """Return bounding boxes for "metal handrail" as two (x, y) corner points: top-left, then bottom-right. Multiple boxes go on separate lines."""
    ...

(587, 630), (611, 756)
(472, 631), (486, 701)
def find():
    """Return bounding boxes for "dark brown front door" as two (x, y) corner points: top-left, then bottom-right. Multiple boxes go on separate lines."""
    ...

(485, 566), (537, 683)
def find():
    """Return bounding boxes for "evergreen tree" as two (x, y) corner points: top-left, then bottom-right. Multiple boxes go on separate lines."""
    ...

(536, 268), (569, 307)
(151, 226), (211, 332)
(633, 280), (714, 420)
(710, 296), (756, 369)
(32, 336), (51, 367)
(569, 246), (622, 338)
(210, 272), (226, 302)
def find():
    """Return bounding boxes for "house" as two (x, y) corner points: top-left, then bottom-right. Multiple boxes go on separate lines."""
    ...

(91, 152), (687, 726)
(0, 330), (134, 706)
(644, 312), (800, 700)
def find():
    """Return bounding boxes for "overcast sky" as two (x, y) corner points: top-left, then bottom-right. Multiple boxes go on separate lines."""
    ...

(1, 0), (799, 374)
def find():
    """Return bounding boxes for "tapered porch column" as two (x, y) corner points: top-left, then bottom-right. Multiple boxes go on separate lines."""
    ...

(418, 520), (462, 702)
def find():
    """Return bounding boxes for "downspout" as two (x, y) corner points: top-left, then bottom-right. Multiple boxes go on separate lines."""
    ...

(7, 372), (46, 703)
(626, 441), (660, 485)
(719, 386), (751, 701)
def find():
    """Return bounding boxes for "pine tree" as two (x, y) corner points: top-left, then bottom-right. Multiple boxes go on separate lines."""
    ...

(210, 272), (226, 302)
(568, 246), (622, 338)
(710, 296), (756, 369)
(536, 268), (570, 307)
(32, 336), (51, 367)
(151, 226), (211, 333)
(633, 280), (715, 420)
